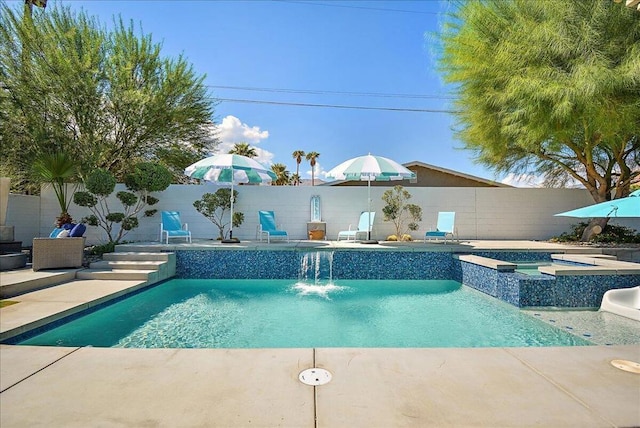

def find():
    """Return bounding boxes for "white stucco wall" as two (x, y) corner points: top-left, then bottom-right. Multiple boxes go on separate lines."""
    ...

(26, 184), (640, 245)
(5, 194), (40, 245)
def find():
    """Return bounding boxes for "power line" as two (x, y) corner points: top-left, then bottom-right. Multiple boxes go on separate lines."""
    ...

(209, 84), (455, 100)
(217, 97), (455, 113)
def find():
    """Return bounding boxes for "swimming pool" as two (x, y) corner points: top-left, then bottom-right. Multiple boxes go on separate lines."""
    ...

(16, 278), (590, 348)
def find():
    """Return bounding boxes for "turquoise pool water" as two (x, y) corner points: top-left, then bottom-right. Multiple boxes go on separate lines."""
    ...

(17, 279), (590, 348)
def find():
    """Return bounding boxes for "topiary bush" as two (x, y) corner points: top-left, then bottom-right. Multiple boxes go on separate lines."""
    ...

(73, 163), (172, 243)
(193, 189), (244, 240)
(381, 185), (422, 241)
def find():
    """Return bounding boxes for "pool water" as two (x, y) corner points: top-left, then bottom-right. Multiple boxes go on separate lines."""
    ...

(514, 262), (553, 276)
(17, 279), (591, 348)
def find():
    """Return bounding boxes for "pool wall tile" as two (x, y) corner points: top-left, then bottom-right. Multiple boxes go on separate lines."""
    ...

(174, 250), (639, 309)
(332, 251), (452, 280)
(458, 261), (501, 297)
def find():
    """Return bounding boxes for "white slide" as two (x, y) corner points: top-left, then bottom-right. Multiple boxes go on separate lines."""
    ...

(600, 286), (640, 321)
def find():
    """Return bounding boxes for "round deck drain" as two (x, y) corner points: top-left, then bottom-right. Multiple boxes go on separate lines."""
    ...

(611, 360), (640, 374)
(299, 368), (332, 386)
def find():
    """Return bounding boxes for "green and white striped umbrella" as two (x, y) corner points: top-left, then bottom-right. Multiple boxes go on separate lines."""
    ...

(326, 154), (416, 182)
(185, 154), (276, 184)
(326, 154), (416, 242)
(184, 154), (276, 241)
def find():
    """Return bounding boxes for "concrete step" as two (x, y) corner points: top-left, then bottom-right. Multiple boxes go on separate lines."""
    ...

(0, 270), (78, 299)
(103, 252), (170, 262)
(76, 269), (157, 281)
(89, 260), (165, 270)
(115, 244), (164, 253)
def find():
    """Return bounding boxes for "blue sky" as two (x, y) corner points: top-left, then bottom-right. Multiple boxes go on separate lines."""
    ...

(38, 0), (532, 185)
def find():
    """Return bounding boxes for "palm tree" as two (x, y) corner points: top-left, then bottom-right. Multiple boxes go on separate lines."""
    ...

(270, 163), (291, 186)
(292, 150), (305, 185)
(228, 142), (257, 158)
(305, 151), (320, 186)
(32, 151), (78, 226)
(290, 173), (301, 187)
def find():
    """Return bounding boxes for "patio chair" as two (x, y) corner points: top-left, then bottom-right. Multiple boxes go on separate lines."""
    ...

(424, 211), (457, 244)
(337, 211), (375, 241)
(258, 211), (289, 243)
(160, 211), (192, 244)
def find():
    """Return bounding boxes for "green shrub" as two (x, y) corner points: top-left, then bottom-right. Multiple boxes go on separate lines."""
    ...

(552, 222), (640, 244)
(74, 163), (171, 243)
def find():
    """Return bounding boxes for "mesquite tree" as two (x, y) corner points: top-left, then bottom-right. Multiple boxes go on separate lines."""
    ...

(439, 0), (639, 240)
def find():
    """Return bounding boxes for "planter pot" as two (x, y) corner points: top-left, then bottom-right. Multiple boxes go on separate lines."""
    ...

(0, 252), (27, 271)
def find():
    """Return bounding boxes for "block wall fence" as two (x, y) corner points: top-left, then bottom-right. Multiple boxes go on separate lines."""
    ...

(5, 185), (640, 246)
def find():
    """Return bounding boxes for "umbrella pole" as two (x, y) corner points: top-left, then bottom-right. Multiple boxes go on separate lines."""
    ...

(223, 169), (240, 243)
(362, 178), (378, 244)
(229, 179), (234, 239)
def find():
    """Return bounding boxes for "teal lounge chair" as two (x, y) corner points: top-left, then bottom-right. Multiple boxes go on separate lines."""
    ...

(425, 211), (456, 244)
(337, 211), (375, 241)
(160, 211), (192, 244)
(258, 211), (289, 243)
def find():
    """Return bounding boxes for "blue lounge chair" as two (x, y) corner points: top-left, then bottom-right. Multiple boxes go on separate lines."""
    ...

(160, 211), (192, 244)
(424, 211), (456, 244)
(337, 211), (375, 241)
(258, 211), (289, 243)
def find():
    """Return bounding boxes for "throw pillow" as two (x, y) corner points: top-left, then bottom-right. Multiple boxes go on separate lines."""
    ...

(56, 229), (70, 238)
(69, 223), (87, 237)
(49, 227), (64, 238)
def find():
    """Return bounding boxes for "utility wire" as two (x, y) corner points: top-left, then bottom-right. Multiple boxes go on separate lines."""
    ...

(217, 97), (455, 113)
(209, 84), (455, 100)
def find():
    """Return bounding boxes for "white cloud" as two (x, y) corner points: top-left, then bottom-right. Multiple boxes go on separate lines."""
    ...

(500, 173), (546, 188)
(213, 115), (274, 165)
(308, 161), (325, 179)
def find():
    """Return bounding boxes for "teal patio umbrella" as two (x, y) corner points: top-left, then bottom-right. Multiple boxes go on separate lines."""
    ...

(555, 190), (640, 218)
(326, 154), (416, 244)
(184, 154), (276, 242)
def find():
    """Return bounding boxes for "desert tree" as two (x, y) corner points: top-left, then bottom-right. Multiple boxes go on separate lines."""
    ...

(0, 3), (218, 191)
(438, 0), (639, 239)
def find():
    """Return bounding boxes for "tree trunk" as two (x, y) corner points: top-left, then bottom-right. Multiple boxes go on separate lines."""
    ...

(580, 218), (609, 241)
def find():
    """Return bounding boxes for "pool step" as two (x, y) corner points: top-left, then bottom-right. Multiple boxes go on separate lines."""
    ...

(76, 269), (159, 281)
(103, 252), (171, 262)
(79, 252), (176, 283)
(89, 260), (165, 270)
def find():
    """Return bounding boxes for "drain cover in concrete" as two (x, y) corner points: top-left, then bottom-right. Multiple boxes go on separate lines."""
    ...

(611, 359), (640, 374)
(299, 368), (332, 386)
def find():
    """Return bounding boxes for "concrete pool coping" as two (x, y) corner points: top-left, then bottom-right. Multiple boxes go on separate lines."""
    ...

(1, 240), (639, 426)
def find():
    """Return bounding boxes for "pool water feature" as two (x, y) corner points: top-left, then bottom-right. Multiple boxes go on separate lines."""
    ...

(14, 278), (590, 348)
(298, 250), (334, 284)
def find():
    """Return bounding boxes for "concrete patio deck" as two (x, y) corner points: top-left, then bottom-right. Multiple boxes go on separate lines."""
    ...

(1, 240), (639, 427)
(1, 345), (639, 427)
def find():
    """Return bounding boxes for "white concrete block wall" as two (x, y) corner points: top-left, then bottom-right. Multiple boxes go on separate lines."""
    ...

(25, 184), (640, 245)
(6, 194), (40, 244)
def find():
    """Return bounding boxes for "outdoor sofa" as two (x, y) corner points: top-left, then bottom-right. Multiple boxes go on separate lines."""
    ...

(32, 237), (85, 271)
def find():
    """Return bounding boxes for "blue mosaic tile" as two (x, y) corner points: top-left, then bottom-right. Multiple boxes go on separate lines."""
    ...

(459, 261), (498, 297)
(332, 251), (452, 280)
(518, 277), (557, 307)
(173, 249), (637, 309)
